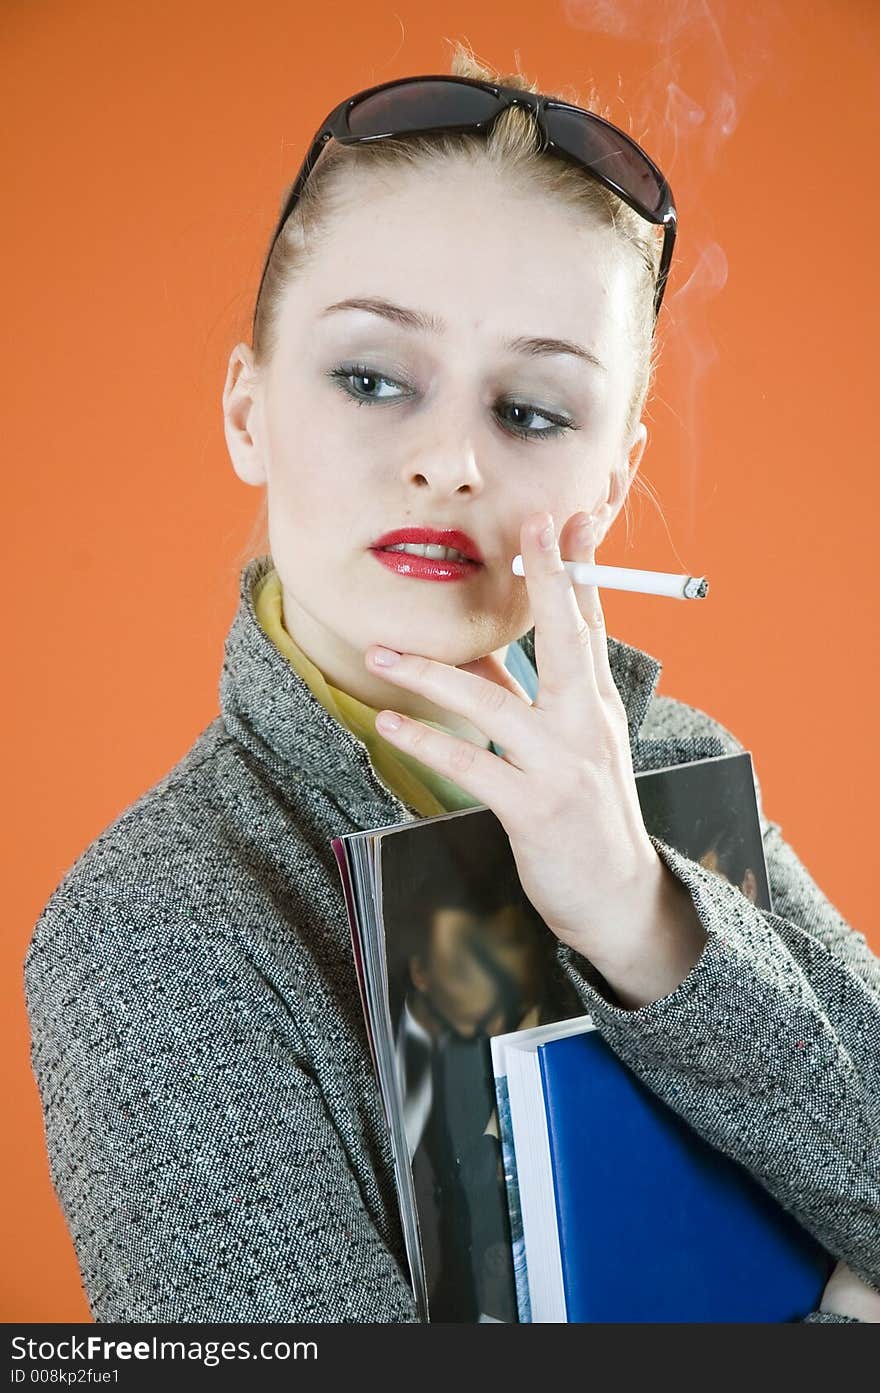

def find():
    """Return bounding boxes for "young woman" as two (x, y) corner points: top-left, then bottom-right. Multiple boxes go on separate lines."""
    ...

(24, 45), (880, 1324)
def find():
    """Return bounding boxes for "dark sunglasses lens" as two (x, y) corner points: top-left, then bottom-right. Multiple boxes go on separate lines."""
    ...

(547, 107), (665, 219)
(348, 80), (500, 136)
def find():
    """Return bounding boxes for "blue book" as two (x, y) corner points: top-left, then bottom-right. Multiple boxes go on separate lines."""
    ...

(496, 1016), (834, 1323)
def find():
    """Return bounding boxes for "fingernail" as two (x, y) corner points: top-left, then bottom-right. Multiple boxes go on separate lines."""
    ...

(578, 513), (597, 538)
(371, 646), (401, 667)
(539, 518), (555, 549)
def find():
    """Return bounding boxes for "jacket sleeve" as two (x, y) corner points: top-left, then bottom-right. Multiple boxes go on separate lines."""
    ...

(23, 891), (420, 1323)
(555, 720), (880, 1324)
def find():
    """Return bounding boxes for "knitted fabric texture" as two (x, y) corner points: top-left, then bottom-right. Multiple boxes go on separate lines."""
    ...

(23, 553), (880, 1323)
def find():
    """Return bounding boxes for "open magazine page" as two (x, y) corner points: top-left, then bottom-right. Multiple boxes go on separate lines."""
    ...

(634, 751), (771, 912)
(333, 828), (431, 1319)
(376, 806), (585, 1323)
(331, 836), (376, 1075)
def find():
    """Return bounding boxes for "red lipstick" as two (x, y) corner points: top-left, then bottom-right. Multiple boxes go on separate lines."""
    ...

(369, 527), (485, 584)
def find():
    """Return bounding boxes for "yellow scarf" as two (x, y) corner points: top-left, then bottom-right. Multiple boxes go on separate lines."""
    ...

(252, 566), (487, 818)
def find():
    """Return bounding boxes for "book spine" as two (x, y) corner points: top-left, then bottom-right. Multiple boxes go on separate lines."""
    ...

(538, 1047), (575, 1322)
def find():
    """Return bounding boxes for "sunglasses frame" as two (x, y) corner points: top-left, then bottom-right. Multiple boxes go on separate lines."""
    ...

(253, 74), (677, 331)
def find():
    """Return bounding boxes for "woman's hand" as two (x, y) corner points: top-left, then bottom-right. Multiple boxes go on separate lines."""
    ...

(365, 510), (684, 981)
(819, 1260), (880, 1321)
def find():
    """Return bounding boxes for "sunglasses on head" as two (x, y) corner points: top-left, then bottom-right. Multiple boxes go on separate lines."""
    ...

(253, 74), (677, 331)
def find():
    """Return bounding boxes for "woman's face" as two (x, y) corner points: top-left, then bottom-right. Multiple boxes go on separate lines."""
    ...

(224, 157), (648, 734)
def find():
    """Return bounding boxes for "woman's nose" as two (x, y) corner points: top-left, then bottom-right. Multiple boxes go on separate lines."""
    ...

(400, 435), (485, 496)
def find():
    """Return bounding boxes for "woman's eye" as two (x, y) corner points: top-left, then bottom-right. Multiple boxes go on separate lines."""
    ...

(496, 400), (572, 441)
(326, 364), (575, 442)
(327, 365), (408, 403)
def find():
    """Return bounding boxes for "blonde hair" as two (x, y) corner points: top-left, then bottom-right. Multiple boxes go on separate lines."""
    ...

(237, 41), (664, 564)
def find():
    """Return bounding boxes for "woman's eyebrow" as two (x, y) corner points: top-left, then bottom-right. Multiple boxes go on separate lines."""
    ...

(318, 295), (607, 374)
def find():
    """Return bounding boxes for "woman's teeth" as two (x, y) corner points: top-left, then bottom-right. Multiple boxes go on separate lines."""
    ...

(383, 543), (472, 562)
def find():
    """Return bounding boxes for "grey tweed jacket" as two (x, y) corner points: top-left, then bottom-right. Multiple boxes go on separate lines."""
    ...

(23, 554), (880, 1323)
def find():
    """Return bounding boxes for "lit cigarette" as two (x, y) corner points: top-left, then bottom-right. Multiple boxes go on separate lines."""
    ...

(510, 555), (709, 600)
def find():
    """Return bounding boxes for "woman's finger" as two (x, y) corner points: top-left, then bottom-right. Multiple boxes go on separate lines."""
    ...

(373, 704), (527, 808)
(557, 510), (616, 705)
(455, 648), (533, 706)
(521, 512), (597, 708)
(366, 646), (547, 770)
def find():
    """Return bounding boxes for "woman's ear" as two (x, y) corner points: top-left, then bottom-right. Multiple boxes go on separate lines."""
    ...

(625, 420), (649, 484)
(223, 343), (268, 487)
(592, 421), (649, 541)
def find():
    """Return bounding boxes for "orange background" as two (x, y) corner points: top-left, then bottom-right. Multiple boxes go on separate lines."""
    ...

(4, 0), (878, 1321)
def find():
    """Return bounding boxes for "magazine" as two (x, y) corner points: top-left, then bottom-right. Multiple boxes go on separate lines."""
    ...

(331, 750), (769, 1322)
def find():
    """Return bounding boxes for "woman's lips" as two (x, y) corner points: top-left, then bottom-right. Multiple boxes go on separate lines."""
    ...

(370, 548), (483, 583)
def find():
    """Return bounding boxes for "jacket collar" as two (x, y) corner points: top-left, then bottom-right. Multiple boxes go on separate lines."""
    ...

(220, 555), (700, 823)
